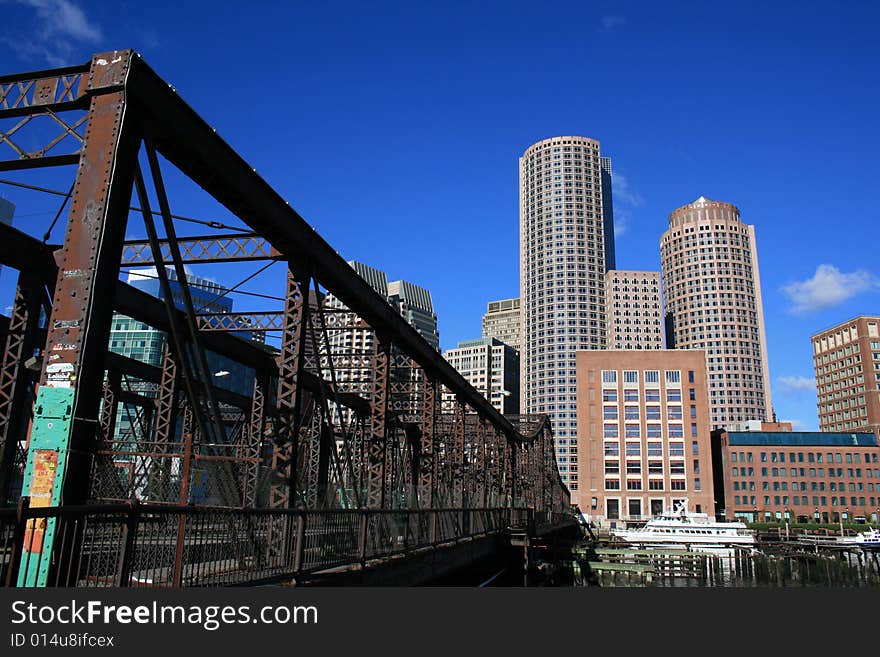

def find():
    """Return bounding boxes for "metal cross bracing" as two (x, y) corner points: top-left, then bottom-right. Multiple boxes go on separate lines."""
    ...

(0, 51), (571, 587)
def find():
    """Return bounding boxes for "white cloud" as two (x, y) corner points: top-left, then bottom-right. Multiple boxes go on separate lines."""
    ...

(612, 172), (643, 239)
(599, 15), (626, 32)
(612, 172), (643, 208)
(780, 264), (879, 314)
(788, 419), (815, 432)
(777, 376), (815, 394)
(614, 211), (630, 238)
(3, 0), (102, 67)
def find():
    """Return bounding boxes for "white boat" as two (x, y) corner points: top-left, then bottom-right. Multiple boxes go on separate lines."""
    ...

(610, 498), (756, 547)
(837, 528), (880, 548)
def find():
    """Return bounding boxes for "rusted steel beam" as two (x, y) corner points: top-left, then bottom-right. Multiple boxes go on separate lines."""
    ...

(97, 370), (120, 446)
(0, 224), (58, 284)
(366, 335), (391, 509)
(121, 233), (281, 266)
(270, 269), (311, 509)
(451, 401), (466, 507)
(0, 64), (89, 119)
(243, 373), (268, 506)
(18, 51), (140, 587)
(196, 312), (283, 332)
(417, 376), (436, 508)
(152, 344), (178, 450)
(0, 271), (43, 502)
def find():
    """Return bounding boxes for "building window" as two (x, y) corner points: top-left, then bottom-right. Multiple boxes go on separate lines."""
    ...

(602, 389), (617, 402)
(623, 370), (638, 384)
(666, 370), (681, 384)
(606, 499), (620, 519)
(602, 370), (617, 384)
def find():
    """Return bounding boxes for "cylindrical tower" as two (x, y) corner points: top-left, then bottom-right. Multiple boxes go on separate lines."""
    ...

(660, 196), (773, 429)
(519, 136), (615, 503)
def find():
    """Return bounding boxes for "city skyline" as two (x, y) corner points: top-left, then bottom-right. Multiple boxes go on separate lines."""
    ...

(0, 1), (878, 437)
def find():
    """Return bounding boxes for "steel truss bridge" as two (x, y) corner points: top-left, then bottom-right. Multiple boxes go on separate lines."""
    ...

(0, 50), (573, 587)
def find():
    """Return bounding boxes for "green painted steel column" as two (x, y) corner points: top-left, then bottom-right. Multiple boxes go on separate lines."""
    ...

(17, 50), (140, 587)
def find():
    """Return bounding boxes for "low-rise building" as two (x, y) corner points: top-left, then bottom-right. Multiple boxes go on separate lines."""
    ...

(711, 429), (880, 523)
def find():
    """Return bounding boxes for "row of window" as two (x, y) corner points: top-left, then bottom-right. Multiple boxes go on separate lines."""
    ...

(733, 495), (879, 508)
(603, 405), (697, 420)
(602, 370), (695, 385)
(734, 480), (877, 493)
(602, 389), (691, 402)
(732, 466), (880, 478)
(604, 441), (695, 457)
(730, 451), (879, 464)
(604, 424), (696, 438)
(605, 479), (691, 491)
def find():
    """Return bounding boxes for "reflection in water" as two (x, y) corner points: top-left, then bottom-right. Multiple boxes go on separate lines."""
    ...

(568, 541), (880, 587)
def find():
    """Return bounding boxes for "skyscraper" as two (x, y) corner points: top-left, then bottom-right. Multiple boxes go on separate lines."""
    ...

(324, 261), (440, 398)
(520, 135), (615, 502)
(660, 196), (772, 429)
(605, 270), (663, 350)
(482, 297), (521, 352)
(442, 338), (519, 414)
(387, 279), (440, 351)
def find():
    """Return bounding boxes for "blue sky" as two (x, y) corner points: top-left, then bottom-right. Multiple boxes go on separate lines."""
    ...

(0, 0), (878, 431)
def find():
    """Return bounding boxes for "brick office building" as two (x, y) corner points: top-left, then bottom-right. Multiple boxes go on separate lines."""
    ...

(812, 315), (880, 442)
(712, 429), (880, 523)
(576, 350), (714, 527)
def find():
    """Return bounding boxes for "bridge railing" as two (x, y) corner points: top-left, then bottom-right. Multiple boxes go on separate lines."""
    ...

(1, 501), (541, 588)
